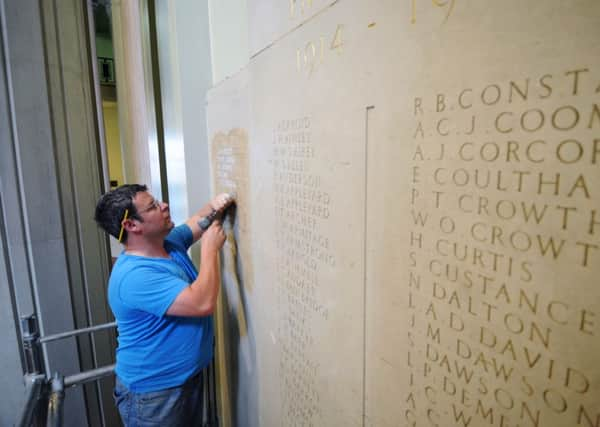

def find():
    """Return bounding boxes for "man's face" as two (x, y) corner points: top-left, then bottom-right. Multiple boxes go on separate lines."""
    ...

(132, 191), (174, 237)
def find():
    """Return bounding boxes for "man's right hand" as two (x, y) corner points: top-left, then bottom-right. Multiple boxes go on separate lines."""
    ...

(201, 220), (226, 253)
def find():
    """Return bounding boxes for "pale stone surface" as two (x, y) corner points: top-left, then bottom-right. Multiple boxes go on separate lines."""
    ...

(248, 0), (337, 56)
(207, 70), (260, 427)
(208, 1), (600, 426)
(369, 1), (600, 426)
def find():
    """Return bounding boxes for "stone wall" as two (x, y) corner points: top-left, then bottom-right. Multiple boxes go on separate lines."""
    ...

(207, 1), (600, 426)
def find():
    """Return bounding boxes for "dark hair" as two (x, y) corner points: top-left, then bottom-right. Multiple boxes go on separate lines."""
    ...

(94, 184), (147, 243)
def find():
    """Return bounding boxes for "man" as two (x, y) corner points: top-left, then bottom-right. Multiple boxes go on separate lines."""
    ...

(94, 184), (234, 426)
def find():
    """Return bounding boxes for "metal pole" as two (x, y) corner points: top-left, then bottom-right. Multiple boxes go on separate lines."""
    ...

(39, 321), (116, 344)
(46, 373), (64, 427)
(63, 364), (115, 388)
(17, 320), (117, 426)
(18, 315), (47, 427)
(16, 374), (45, 427)
(21, 315), (43, 375)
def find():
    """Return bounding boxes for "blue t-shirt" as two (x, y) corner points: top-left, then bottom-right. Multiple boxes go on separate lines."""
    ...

(108, 224), (214, 392)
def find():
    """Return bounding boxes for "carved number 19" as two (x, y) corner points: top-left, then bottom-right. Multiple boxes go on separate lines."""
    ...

(411, 0), (456, 24)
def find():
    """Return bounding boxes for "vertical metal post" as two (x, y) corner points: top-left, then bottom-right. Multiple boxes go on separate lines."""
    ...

(21, 314), (43, 375)
(46, 373), (65, 427)
(19, 315), (47, 426)
(16, 374), (46, 427)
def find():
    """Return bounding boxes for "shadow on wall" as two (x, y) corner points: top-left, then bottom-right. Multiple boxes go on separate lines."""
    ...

(220, 206), (259, 427)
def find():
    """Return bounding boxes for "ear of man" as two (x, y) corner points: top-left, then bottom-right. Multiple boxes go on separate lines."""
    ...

(123, 218), (143, 237)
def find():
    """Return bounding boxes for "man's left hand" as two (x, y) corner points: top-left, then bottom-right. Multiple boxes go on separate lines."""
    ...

(211, 193), (235, 213)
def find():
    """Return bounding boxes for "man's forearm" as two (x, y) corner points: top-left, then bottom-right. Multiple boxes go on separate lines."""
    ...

(194, 202), (216, 219)
(189, 249), (220, 315)
(187, 194), (234, 243)
(186, 203), (218, 243)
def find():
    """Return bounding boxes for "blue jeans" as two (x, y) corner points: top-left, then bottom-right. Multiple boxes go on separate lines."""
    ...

(113, 371), (203, 427)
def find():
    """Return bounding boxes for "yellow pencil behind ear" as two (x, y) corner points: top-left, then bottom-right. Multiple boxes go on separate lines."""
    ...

(118, 209), (129, 243)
